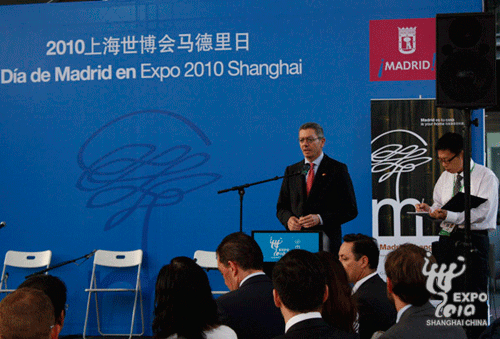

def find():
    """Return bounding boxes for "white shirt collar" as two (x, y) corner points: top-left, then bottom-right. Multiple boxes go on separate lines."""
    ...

(351, 271), (378, 295)
(285, 311), (322, 333)
(396, 304), (412, 323)
(239, 271), (266, 287)
(455, 159), (475, 175)
(305, 152), (324, 170)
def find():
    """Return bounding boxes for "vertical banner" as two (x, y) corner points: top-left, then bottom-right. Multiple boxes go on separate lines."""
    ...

(371, 99), (463, 272)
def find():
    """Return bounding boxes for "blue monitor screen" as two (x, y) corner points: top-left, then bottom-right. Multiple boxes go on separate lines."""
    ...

(252, 231), (322, 262)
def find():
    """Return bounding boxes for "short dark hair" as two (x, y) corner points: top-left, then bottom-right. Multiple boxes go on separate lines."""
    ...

(216, 232), (264, 270)
(19, 274), (67, 325)
(153, 256), (219, 339)
(299, 122), (324, 139)
(343, 233), (379, 269)
(0, 287), (55, 339)
(272, 249), (326, 313)
(435, 132), (464, 155)
(385, 243), (435, 307)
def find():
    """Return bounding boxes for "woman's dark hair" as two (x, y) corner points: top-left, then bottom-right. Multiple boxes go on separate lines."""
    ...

(152, 256), (219, 339)
(316, 251), (357, 333)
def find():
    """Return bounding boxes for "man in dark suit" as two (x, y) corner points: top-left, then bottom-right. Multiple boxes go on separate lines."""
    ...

(272, 249), (358, 339)
(338, 234), (396, 339)
(216, 232), (285, 339)
(379, 244), (466, 339)
(276, 122), (358, 253)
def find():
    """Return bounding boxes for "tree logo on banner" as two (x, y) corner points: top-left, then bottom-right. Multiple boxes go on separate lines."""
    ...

(371, 129), (431, 201)
(371, 129), (432, 240)
(76, 110), (221, 252)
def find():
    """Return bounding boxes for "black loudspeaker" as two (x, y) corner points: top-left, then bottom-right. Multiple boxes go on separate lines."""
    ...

(436, 13), (497, 109)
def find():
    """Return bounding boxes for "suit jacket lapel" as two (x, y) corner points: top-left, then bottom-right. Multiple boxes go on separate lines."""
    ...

(298, 160), (307, 198)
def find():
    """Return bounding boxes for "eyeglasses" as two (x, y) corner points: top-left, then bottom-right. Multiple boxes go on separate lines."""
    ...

(298, 137), (321, 144)
(438, 153), (459, 164)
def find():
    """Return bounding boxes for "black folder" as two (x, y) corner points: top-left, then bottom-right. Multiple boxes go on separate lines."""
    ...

(441, 192), (487, 212)
(407, 192), (487, 221)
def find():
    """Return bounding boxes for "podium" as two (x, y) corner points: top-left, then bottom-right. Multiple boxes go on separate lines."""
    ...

(252, 230), (325, 277)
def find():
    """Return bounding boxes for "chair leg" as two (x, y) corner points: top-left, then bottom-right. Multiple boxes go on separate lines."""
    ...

(129, 289), (137, 339)
(129, 285), (145, 337)
(139, 287), (144, 335)
(95, 291), (103, 336)
(83, 289), (93, 338)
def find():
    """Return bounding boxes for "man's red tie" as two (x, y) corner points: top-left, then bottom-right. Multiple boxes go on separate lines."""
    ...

(307, 163), (314, 196)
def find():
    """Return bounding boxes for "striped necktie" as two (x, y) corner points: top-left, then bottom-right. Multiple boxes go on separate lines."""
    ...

(453, 174), (462, 196)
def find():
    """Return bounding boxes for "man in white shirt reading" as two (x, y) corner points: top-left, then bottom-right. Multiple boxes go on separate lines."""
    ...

(416, 132), (499, 338)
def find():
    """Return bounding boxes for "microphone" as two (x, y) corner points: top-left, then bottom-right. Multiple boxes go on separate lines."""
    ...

(1, 272), (9, 285)
(0, 221), (6, 229)
(301, 163), (310, 175)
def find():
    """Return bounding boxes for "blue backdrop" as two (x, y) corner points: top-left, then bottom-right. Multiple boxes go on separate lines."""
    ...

(0, 0), (482, 335)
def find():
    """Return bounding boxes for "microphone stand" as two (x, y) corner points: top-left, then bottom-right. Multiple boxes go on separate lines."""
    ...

(25, 250), (97, 279)
(218, 170), (307, 233)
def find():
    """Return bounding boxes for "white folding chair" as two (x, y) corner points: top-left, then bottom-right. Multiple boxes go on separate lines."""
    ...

(193, 250), (227, 295)
(83, 249), (144, 339)
(0, 250), (52, 294)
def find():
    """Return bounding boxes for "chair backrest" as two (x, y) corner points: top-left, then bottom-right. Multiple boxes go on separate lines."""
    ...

(3, 250), (52, 269)
(193, 250), (218, 270)
(94, 250), (143, 268)
(0, 250), (52, 291)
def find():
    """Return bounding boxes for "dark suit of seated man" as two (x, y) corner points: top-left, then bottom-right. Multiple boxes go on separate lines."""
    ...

(378, 244), (467, 339)
(216, 232), (285, 339)
(338, 234), (396, 339)
(272, 249), (359, 339)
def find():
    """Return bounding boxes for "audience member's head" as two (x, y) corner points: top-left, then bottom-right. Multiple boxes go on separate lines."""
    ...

(316, 251), (357, 333)
(19, 274), (67, 327)
(0, 287), (58, 339)
(272, 249), (327, 318)
(385, 243), (436, 308)
(153, 256), (219, 339)
(338, 233), (379, 283)
(216, 232), (264, 291)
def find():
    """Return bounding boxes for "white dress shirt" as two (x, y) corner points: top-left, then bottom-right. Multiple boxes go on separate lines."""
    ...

(239, 271), (266, 287)
(304, 152), (324, 176)
(351, 271), (379, 295)
(431, 160), (499, 230)
(285, 311), (322, 333)
(395, 304), (412, 323)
